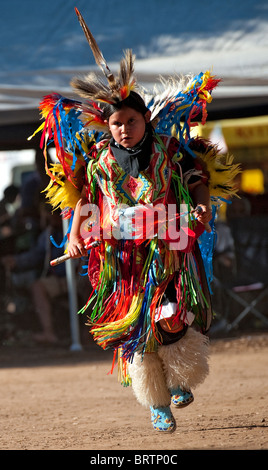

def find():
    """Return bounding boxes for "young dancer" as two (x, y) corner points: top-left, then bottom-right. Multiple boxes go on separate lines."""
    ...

(33, 9), (240, 432)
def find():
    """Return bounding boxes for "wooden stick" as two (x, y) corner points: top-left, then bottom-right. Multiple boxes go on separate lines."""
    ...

(50, 240), (100, 266)
(50, 253), (71, 267)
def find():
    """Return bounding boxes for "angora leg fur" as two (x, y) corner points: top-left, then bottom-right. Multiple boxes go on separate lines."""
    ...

(128, 352), (171, 408)
(158, 328), (210, 391)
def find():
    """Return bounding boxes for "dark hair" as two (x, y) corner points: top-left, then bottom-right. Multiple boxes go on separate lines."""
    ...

(4, 184), (19, 203)
(102, 91), (148, 120)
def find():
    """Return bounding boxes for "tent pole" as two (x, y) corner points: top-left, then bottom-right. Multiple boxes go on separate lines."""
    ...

(62, 217), (82, 351)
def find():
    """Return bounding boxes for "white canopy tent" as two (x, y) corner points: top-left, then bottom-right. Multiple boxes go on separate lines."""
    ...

(1, 0), (268, 349)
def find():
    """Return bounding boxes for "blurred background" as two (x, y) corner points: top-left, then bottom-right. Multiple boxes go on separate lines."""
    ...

(0, 0), (268, 348)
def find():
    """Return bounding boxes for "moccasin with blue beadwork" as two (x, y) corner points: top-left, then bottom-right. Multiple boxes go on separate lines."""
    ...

(171, 387), (194, 408)
(150, 406), (176, 432)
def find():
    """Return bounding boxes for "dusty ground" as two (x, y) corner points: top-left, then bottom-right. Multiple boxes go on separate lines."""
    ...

(0, 329), (267, 453)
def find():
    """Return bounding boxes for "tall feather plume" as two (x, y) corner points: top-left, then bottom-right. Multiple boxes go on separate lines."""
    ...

(118, 50), (136, 99)
(72, 8), (136, 104)
(74, 8), (115, 88)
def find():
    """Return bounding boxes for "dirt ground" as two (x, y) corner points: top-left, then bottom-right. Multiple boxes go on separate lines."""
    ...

(0, 327), (268, 453)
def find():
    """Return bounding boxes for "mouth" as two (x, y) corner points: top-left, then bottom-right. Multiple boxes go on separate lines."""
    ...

(121, 137), (131, 145)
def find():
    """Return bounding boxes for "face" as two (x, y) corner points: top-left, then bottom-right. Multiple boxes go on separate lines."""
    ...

(108, 105), (151, 148)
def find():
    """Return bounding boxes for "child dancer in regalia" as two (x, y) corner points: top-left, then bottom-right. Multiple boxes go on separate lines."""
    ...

(33, 9), (240, 432)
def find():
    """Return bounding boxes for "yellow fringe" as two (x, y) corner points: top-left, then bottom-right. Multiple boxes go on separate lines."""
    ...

(92, 290), (145, 342)
(43, 154), (86, 211)
(197, 148), (241, 200)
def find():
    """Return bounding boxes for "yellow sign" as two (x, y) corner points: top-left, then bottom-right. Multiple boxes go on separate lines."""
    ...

(241, 169), (264, 194)
(196, 115), (268, 148)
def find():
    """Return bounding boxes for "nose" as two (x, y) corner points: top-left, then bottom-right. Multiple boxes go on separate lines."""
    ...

(121, 123), (128, 134)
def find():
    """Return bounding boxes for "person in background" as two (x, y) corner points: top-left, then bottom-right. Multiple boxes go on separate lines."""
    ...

(2, 208), (67, 344)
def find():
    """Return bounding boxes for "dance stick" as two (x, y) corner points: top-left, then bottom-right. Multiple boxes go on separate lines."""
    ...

(50, 240), (101, 266)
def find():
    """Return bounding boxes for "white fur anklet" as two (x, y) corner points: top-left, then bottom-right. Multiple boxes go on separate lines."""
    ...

(158, 327), (210, 392)
(128, 352), (171, 408)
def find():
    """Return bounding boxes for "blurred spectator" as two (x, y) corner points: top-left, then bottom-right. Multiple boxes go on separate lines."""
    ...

(19, 148), (51, 225)
(0, 185), (21, 295)
(226, 195), (251, 220)
(14, 148), (52, 252)
(0, 184), (20, 230)
(214, 219), (235, 279)
(2, 209), (67, 344)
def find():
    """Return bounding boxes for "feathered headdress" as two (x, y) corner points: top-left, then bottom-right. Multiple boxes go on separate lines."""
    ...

(71, 8), (137, 104)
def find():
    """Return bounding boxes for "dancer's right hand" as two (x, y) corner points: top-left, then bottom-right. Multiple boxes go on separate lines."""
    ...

(68, 235), (88, 258)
